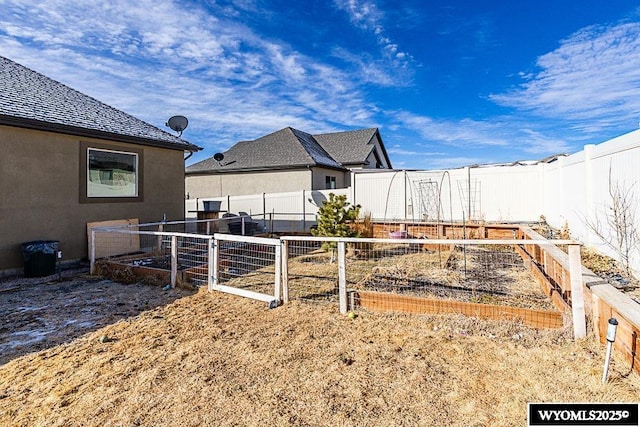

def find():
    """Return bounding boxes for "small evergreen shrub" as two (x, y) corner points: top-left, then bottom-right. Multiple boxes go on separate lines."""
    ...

(312, 193), (361, 251)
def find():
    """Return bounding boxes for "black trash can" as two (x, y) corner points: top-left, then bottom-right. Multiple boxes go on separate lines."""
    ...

(21, 240), (59, 278)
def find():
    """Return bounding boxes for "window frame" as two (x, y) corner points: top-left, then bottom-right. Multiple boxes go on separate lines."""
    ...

(325, 175), (337, 189)
(80, 141), (144, 203)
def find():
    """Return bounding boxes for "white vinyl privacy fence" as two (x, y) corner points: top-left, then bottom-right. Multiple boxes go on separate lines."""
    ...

(189, 131), (639, 275)
(186, 188), (350, 233)
(351, 131), (640, 275)
(351, 166), (543, 223)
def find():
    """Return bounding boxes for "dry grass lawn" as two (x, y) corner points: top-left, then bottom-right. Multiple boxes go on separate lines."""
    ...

(1, 286), (638, 427)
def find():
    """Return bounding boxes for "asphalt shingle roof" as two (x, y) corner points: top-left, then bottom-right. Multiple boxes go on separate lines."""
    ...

(313, 128), (381, 166)
(187, 127), (345, 173)
(0, 56), (200, 151)
(187, 127), (393, 173)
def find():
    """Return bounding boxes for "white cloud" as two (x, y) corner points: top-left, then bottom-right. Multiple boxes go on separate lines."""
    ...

(0, 0), (383, 155)
(389, 111), (577, 164)
(334, 0), (383, 29)
(332, 0), (414, 70)
(518, 129), (572, 155)
(394, 113), (511, 147)
(490, 21), (640, 133)
(387, 146), (446, 156)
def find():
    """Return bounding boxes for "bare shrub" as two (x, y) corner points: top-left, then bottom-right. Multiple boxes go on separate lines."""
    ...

(585, 168), (639, 278)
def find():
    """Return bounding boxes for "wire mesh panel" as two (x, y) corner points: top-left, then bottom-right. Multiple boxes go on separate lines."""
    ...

(91, 226), (212, 288)
(281, 236), (566, 327)
(283, 238), (340, 304)
(283, 237), (459, 304)
(352, 242), (553, 310)
(212, 234), (280, 306)
(90, 227), (145, 261)
(177, 236), (210, 286)
(346, 240), (454, 296)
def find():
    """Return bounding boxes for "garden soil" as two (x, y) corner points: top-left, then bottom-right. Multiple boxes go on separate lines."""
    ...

(0, 271), (639, 426)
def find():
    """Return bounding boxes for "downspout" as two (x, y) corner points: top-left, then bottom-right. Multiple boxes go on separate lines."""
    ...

(352, 170), (356, 211)
(183, 150), (194, 220)
(307, 165), (314, 190)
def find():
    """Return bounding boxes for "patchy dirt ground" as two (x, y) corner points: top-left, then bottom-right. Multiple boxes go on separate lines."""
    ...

(0, 267), (194, 365)
(0, 269), (638, 426)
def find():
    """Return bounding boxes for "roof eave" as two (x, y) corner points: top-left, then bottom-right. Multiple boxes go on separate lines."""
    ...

(0, 115), (202, 152)
(371, 128), (392, 168)
(186, 162), (347, 175)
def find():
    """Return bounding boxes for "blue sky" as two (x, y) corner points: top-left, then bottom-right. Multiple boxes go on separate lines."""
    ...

(2, 0), (640, 170)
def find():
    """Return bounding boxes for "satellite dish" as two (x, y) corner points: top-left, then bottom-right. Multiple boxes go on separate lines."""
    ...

(166, 115), (189, 136)
(213, 153), (224, 162)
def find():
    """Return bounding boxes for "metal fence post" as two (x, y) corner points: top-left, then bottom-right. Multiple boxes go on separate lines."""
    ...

(568, 243), (586, 339)
(338, 240), (347, 314)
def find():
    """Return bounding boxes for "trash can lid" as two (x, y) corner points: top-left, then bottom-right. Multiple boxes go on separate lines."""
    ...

(21, 240), (60, 254)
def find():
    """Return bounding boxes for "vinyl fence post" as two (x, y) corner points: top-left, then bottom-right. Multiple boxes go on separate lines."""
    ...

(171, 235), (178, 288)
(281, 239), (289, 304)
(270, 212), (274, 234)
(568, 243), (586, 339)
(158, 222), (164, 252)
(302, 190), (306, 233)
(338, 240), (347, 314)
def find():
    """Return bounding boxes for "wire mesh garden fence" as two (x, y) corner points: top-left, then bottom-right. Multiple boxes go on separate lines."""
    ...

(90, 223), (281, 306)
(90, 220), (583, 333)
(281, 236), (579, 329)
(90, 224), (212, 288)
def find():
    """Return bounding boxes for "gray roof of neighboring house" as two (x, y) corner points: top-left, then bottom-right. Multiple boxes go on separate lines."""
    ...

(187, 127), (346, 173)
(314, 128), (392, 168)
(187, 127), (392, 173)
(0, 56), (200, 151)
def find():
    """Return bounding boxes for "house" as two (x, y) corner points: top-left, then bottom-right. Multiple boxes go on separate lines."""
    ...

(313, 128), (392, 170)
(185, 127), (392, 198)
(0, 55), (201, 273)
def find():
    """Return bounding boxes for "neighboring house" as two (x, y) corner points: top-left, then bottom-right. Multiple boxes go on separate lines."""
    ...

(313, 128), (391, 170)
(185, 127), (392, 198)
(0, 56), (200, 273)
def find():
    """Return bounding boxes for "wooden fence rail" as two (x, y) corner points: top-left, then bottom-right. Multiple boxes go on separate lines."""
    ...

(519, 226), (640, 376)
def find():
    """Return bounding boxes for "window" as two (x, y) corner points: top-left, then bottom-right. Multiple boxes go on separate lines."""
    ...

(87, 148), (138, 197)
(80, 142), (143, 202)
(372, 148), (384, 168)
(325, 176), (336, 189)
